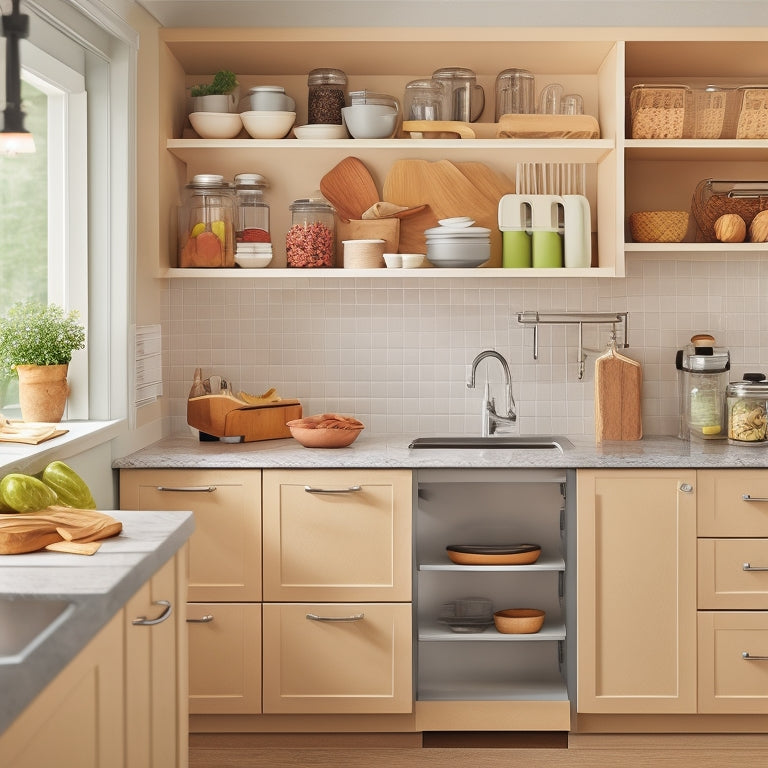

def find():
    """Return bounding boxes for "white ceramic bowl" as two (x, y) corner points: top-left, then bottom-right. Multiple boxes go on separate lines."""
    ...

(383, 253), (403, 268)
(426, 238), (490, 268)
(341, 105), (398, 139)
(401, 253), (425, 269)
(188, 111), (243, 139)
(293, 123), (348, 140)
(240, 110), (296, 139)
(235, 252), (272, 268)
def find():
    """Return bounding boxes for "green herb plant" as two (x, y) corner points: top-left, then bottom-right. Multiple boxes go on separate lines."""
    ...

(0, 300), (86, 376)
(190, 69), (238, 98)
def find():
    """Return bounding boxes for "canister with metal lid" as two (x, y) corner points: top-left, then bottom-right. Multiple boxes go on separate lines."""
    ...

(286, 195), (336, 268)
(234, 173), (270, 251)
(178, 174), (235, 268)
(307, 68), (347, 125)
(726, 373), (768, 445)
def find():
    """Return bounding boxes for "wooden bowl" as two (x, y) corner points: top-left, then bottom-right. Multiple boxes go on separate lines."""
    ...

(493, 608), (545, 634)
(446, 544), (541, 566)
(286, 414), (364, 448)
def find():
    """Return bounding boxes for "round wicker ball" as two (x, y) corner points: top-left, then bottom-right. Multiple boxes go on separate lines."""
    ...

(629, 210), (689, 243)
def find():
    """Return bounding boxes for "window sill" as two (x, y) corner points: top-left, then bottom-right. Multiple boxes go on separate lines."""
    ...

(0, 419), (125, 475)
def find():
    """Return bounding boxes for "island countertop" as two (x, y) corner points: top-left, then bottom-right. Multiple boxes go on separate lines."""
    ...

(112, 432), (768, 470)
(0, 509), (194, 736)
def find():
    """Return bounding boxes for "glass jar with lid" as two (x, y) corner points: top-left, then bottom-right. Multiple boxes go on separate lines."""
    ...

(286, 194), (336, 268)
(726, 373), (768, 445)
(307, 68), (347, 125)
(234, 173), (270, 251)
(178, 174), (235, 268)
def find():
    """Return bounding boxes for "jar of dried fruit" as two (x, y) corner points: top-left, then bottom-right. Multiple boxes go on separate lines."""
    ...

(178, 174), (235, 268)
(286, 195), (336, 268)
(307, 68), (347, 125)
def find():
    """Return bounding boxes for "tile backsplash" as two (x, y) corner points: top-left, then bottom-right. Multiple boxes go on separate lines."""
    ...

(162, 254), (768, 438)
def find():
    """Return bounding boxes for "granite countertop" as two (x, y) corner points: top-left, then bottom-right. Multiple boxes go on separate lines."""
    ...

(112, 431), (768, 470)
(0, 510), (194, 736)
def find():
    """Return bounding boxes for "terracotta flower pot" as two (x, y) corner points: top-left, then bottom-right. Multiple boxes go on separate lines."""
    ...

(16, 363), (70, 423)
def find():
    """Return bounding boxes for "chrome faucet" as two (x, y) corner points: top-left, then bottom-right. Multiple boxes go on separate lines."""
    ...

(467, 350), (517, 437)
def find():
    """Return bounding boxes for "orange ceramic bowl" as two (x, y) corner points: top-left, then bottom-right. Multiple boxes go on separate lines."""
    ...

(493, 608), (545, 634)
(286, 414), (364, 448)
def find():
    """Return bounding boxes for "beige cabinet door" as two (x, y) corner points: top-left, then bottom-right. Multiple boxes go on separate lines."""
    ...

(0, 611), (124, 768)
(698, 470), (768, 537)
(577, 469), (697, 713)
(698, 611), (768, 713)
(262, 469), (412, 601)
(699, 538), (768, 609)
(187, 602), (262, 714)
(125, 552), (188, 768)
(120, 469), (261, 601)
(262, 602), (412, 714)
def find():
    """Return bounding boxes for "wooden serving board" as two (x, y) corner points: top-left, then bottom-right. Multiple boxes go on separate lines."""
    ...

(496, 114), (601, 139)
(0, 506), (122, 555)
(594, 349), (643, 442)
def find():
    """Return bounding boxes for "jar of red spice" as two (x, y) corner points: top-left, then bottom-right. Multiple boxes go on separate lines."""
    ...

(234, 173), (270, 248)
(286, 196), (336, 268)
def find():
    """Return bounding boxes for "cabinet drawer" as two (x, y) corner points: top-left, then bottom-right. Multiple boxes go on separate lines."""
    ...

(121, 469), (262, 601)
(698, 470), (768, 536)
(187, 602), (262, 715)
(698, 538), (768, 609)
(698, 611), (768, 714)
(262, 469), (412, 601)
(262, 602), (412, 714)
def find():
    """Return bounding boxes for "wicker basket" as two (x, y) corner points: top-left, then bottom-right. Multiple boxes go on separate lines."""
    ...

(629, 210), (690, 243)
(629, 84), (691, 139)
(736, 87), (768, 139)
(691, 179), (768, 241)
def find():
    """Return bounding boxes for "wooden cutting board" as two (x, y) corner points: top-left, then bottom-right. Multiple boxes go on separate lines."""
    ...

(319, 157), (380, 222)
(594, 348), (643, 442)
(0, 506), (122, 555)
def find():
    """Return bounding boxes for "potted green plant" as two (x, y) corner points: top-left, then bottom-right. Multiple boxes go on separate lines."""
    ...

(190, 69), (239, 113)
(0, 300), (86, 423)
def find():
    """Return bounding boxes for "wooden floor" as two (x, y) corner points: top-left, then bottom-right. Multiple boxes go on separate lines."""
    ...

(189, 732), (768, 768)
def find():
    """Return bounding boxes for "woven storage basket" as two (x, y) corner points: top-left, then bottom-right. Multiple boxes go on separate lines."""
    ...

(736, 88), (768, 139)
(629, 84), (691, 139)
(629, 210), (689, 243)
(691, 179), (768, 241)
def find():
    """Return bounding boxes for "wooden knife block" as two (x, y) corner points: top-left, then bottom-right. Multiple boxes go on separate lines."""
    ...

(187, 396), (302, 442)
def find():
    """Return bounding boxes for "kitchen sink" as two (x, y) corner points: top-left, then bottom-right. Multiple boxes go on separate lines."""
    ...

(409, 436), (574, 451)
(0, 597), (75, 664)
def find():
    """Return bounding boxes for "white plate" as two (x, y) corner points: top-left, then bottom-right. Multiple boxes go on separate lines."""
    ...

(293, 124), (348, 140)
(438, 217), (475, 228)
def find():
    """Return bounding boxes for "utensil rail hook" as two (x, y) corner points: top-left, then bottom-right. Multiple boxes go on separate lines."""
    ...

(517, 311), (629, 380)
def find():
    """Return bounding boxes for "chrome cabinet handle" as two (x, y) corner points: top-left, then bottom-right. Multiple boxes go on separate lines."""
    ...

(187, 614), (214, 623)
(743, 652), (768, 661)
(306, 612), (364, 622)
(742, 494), (768, 502)
(156, 485), (216, 492)
(304, 485), (362, 495)
(743, 563), (768, 572)
(132, 600), (172, 626)
(679, 483), (694, 493)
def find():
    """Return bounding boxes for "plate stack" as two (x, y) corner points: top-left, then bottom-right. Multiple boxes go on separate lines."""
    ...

(425, 217), (491, 268)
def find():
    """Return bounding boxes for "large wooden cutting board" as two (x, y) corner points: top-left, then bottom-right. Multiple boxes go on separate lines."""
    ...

(0, 507), (122, 555)
(594, 349), (643, 442)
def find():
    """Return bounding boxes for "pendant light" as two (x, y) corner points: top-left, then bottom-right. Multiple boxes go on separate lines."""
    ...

(1, 0), (35, 155)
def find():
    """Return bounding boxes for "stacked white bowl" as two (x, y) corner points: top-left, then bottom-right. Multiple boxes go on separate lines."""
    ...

(425, 217), (491, 267)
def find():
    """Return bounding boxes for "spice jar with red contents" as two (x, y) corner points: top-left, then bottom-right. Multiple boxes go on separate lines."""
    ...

(178, 174), (235, 268)
(234, 173), (271, 252)
(286, 195), (336, 268)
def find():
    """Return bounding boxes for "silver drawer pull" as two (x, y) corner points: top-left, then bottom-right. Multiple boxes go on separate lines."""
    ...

(304, 485), (362, 495)
(743, 652), (768, 661)
(132, 600), (172, 626)
(742, 494), (768, 502)
(187, 614), (214, 623)
(156, 485), (216, 492)
(743, 563), (768, 572)
(306, 612), (364, 622)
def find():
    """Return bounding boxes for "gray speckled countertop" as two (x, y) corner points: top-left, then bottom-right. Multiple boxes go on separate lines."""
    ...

(112, 432), (768, 470)
(0, 510), (194, 736)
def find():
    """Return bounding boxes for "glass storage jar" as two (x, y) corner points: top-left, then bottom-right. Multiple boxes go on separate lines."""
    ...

(234, 173), (270, 248)
(726, 373), (768, 445)
(307, 68), (347, 125)
(286, 195), (336, 268)
(178, 174), (235, 268)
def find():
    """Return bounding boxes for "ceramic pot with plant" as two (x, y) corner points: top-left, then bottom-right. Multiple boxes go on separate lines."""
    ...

(0, 300), (86, 423)
(190, 69), (239, 113)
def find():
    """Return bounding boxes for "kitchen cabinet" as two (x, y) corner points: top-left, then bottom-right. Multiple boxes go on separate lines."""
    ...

(261, 469), (413, 714)
(576, 468), (698, 714)
(413, 468), (573, 731)
(0, 551), (186, 768)
(697, 470), (768, 714)
(120, 468), (262, 715)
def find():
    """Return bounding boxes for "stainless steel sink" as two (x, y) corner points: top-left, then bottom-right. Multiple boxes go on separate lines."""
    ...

(0, 597), (75, 664)
(409, 435), (574, 451)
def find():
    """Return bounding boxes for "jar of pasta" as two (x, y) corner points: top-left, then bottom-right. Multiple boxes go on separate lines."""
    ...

(726, 374), (768, 445)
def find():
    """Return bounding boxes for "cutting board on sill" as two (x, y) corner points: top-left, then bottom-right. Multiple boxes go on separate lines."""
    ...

(0, 506), (123, 555)
(594, 346), (643, 442)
